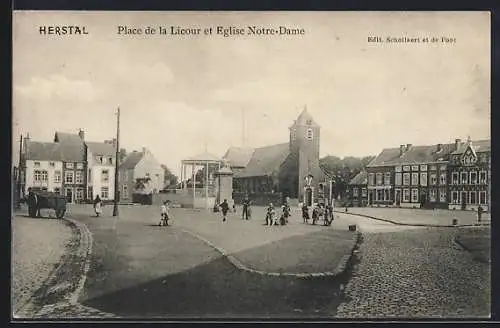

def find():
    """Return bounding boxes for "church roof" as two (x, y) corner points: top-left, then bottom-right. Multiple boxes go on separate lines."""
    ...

(235, 143), (290, 178)
(222, 147), (255, 168)
(294, 107), (319, 127)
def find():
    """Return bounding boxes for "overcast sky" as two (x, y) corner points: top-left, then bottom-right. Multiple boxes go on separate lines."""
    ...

(12, 11), (490, 175)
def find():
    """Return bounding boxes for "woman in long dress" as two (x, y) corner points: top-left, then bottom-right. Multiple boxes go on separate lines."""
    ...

(94, 195), (102, 217)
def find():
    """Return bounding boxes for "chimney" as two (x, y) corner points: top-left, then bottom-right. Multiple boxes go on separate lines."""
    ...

(78, 129), (85, 140)
(455, 138), (461, 150)
(399, 144), (406, 156)
(436, 143), (443, 152)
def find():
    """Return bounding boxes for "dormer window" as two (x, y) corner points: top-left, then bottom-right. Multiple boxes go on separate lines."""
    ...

(306, 119), (312, 125)
(306, 128), (313, 140)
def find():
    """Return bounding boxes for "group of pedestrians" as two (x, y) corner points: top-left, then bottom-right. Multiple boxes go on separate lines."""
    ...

(302, 202), (334, 226)
(265, 202), (291, 226)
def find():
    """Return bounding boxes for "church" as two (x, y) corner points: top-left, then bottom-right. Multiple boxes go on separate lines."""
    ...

(222, 108), (326, 205)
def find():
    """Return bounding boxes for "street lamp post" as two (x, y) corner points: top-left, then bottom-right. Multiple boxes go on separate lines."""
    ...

(112, 107), (120, 217)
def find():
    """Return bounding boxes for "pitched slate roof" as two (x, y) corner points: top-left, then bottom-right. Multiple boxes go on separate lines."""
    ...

(120, 151), (144, 170)
(368, 143), (457, 167)
(25, 141), (63, 161)
(349, 170), (368, 185)
(451, 139), (490, 155)
(86, 142), (116, 157)
(222, 147), (255, 168)
(53, 132), (86, 162)
(235, 143), (290, 178)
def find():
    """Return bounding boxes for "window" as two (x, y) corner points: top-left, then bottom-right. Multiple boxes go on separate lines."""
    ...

(146, 173), (150, 178)
(75, 171), (83, 184)
(403, 165), (410, 172)
(34, 170), (41, 181)
(353, 188), (359, 197)
(439, 188), (447, 202)
(66, 162), (74, 169)
(411, 173), (419, 185)
(452, 172), (459, 185)
(461, 191), (468, 204)
(439, 172), (447, 185)
(122, 185), (128, 195)
(362, 188), (367, 197)
(376, 173), (383, 185)
(102, 169), (109, 183)
(430, 173), (437, 185)
(403, 189), (410, 202)
(368, 173), (375, 186)
(34, 161), (40, 167)
(420, 172), (427, 186)
(470, 172), (477, 184)
(54, 170), (61, 183)
(76, 163), (84, 170)
(306, 119), (312, 125)
(420, 165), (427, 171)
(439, 165), (447, 171)
(452, 191), (459, 204)
(65, 188), (72, 198)
(41, 171), (48, 181)
(54, 187), (60, 195)
(76, 188), (84, 200)
(461, 172), (468, 184)
(88, 187), (93, 200)
(384, 172), (391, 185)
(479, 191), (487, 204)
(479, 171), (487, 184)
(411, 165), (419, 171)
(102, 157), (107, 164)
(306, 128), (313, 140)
(65, 171), (74, 184)
(470, 192), (477, 204)
(384, 189), (390, 201)
(99, 156), (103, 163)
(403, 173), (410, 186)
(411, 188), (419, 203)
(49, 162), (55, 167)
(395, 166), (402, 172)
(429, 189), (437, 202)
(101, 187), (109, 199)
(123, 170), (128, 181)
(109, 158), (113, 165)
(395, 173), (402, 185)
(430, 165), (437, 171)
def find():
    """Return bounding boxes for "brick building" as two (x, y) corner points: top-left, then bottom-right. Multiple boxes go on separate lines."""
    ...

(348, 170), (368, 206)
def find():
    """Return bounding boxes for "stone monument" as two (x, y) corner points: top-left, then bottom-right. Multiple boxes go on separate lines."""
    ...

(215, 162), (234, 207)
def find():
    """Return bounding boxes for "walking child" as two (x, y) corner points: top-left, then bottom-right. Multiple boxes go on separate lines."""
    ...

(159, 200), (170, 226)
(219, 199), (230, 222)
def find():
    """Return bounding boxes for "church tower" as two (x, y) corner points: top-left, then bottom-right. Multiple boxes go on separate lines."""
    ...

(289, 107), (322, 203)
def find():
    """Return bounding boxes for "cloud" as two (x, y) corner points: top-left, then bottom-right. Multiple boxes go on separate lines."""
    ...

(14, 75), (97, 102)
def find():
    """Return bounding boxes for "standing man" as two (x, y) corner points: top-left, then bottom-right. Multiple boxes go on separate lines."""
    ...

(242, 197), (249, 220)
(477, 204), (483, 224)
(219, 199), (229, 222)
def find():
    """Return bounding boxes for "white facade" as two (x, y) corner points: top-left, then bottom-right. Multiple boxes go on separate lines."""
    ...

(133, 149), (164, 193)
(87, 148), (115, 201)
(24, 160), (63, 195)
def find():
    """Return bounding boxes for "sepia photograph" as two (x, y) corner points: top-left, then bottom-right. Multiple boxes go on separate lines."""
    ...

(11, 11), (491, 320)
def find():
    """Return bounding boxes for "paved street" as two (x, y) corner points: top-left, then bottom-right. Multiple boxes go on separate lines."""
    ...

(336, 226), (491, 318)
(12, 215), (74, 316)
(11, 204), (491, 319)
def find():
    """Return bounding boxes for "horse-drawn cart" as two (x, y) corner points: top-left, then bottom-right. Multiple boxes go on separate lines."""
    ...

(26, 190), (67, 219)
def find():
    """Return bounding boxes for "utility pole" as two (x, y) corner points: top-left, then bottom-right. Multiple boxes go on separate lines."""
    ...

(15, 135), (23, 209)
(112, 107), (120, 217)
(242, 108), (246, 147)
